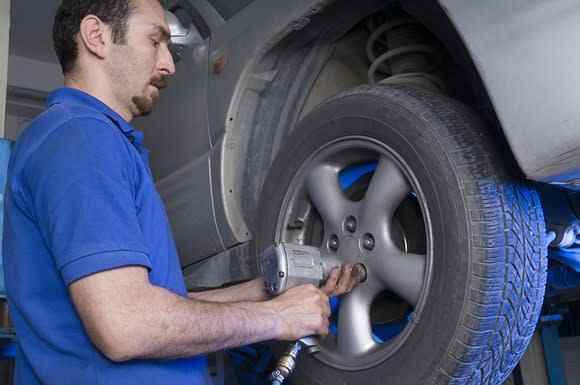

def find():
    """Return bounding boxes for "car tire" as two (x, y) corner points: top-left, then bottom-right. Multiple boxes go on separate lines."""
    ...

(254, 85), (547, 384)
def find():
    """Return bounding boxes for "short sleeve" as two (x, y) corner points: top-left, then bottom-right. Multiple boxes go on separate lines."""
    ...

(22, 117), (151, 285)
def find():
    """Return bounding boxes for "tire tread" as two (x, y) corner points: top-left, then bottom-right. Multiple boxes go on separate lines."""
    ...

(325, 85), (547, 384)
(263, 84), (547, 385)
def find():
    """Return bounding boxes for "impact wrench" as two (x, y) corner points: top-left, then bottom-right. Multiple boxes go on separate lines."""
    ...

(259, 243), (367, 385)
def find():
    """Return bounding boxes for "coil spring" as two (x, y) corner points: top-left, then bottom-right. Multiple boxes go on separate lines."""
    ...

(366, 16), (443, 91)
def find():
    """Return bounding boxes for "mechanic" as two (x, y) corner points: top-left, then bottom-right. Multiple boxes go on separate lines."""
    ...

(2, 0), (362, 384)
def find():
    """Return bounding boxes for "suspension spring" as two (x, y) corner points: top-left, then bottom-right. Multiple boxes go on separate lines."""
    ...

(366, 15), (443, 91)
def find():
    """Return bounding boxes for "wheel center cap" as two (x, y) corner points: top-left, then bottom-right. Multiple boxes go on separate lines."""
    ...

(339, 236), (359, 261)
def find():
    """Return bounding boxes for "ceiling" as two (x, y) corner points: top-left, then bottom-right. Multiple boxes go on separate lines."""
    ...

(9, 1), (61, 64)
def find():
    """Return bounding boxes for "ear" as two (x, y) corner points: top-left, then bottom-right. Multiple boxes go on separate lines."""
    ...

(78, 15), (110, 60)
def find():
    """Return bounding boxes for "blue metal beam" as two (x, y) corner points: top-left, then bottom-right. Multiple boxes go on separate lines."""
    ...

(540, 315), (568, 385)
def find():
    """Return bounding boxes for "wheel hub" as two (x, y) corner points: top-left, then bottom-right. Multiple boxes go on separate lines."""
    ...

(276, 137), (430, 370)
(337, 234), (359, 261)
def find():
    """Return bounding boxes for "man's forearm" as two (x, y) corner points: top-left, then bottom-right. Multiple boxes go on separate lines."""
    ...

(188, 277), (271, 303)
(99, 283), (328, 361)
(70, 268), (281, 361)
(125, 285), (280, 360)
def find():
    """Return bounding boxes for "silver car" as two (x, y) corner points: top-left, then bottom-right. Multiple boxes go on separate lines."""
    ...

(136, 0), (580, 384)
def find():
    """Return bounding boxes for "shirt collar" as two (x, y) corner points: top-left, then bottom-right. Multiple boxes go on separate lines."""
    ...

(47, 87), (143, 147)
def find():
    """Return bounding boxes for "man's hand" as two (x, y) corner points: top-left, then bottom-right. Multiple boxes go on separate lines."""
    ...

(320, 263), (363, 297)
(269, 284), (331, 340)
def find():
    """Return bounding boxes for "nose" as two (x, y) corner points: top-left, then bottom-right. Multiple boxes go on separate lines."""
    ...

(159, 44), (176, 75)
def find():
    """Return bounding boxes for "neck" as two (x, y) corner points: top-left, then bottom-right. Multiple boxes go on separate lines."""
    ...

(64, 71), (133, 123)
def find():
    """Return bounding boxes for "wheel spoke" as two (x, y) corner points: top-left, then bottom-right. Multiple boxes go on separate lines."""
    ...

(373, 250), (425, 307)
(361, 156), (411, 224)
(336, 286), (379, 357)
(306, 164), (350, 227)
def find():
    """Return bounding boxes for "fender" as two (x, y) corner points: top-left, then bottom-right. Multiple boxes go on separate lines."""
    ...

(438, 0), (580, 185)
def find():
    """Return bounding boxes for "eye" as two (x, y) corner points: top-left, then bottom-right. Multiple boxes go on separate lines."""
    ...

(151, 39), (160, 48)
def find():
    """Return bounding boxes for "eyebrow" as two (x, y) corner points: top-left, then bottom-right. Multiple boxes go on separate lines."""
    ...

(151, 24), (171, 42)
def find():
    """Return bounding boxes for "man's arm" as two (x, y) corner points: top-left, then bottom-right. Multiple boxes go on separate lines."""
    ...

(188, 277), (271, 302)
(69, 266), (330, 362)
(188, 263), (363, 303)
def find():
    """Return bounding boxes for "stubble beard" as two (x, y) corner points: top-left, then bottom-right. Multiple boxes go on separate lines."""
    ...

(132, 93), (157, 117)
(132, 75), (167, 117)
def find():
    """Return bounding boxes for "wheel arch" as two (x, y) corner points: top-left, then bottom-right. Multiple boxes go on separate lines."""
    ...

(216, 0), (498, 244)
(183, 0), (391, 287)
(211, 0), (393, 252)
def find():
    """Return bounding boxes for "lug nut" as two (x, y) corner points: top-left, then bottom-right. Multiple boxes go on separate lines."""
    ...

(344, 216), (357, 233)
(329, 235), (340, 251)
(362, 234), (375, 251)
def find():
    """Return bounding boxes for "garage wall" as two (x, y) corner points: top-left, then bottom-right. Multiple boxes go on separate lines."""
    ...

(5, 55), (61, 140)
(8, 55), (62, 93)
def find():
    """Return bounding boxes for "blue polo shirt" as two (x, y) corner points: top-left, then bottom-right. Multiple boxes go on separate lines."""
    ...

(2, 88), (211, 385)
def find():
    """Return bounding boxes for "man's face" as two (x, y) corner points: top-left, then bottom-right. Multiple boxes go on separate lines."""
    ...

(106, 0), (175, 119)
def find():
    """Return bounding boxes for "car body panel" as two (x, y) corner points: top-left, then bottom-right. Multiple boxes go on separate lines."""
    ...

(134, 31), (226, 267)
(439, 0), (580, 184)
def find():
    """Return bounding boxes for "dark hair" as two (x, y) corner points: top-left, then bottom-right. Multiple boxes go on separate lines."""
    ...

(53, 0), (137, 75)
